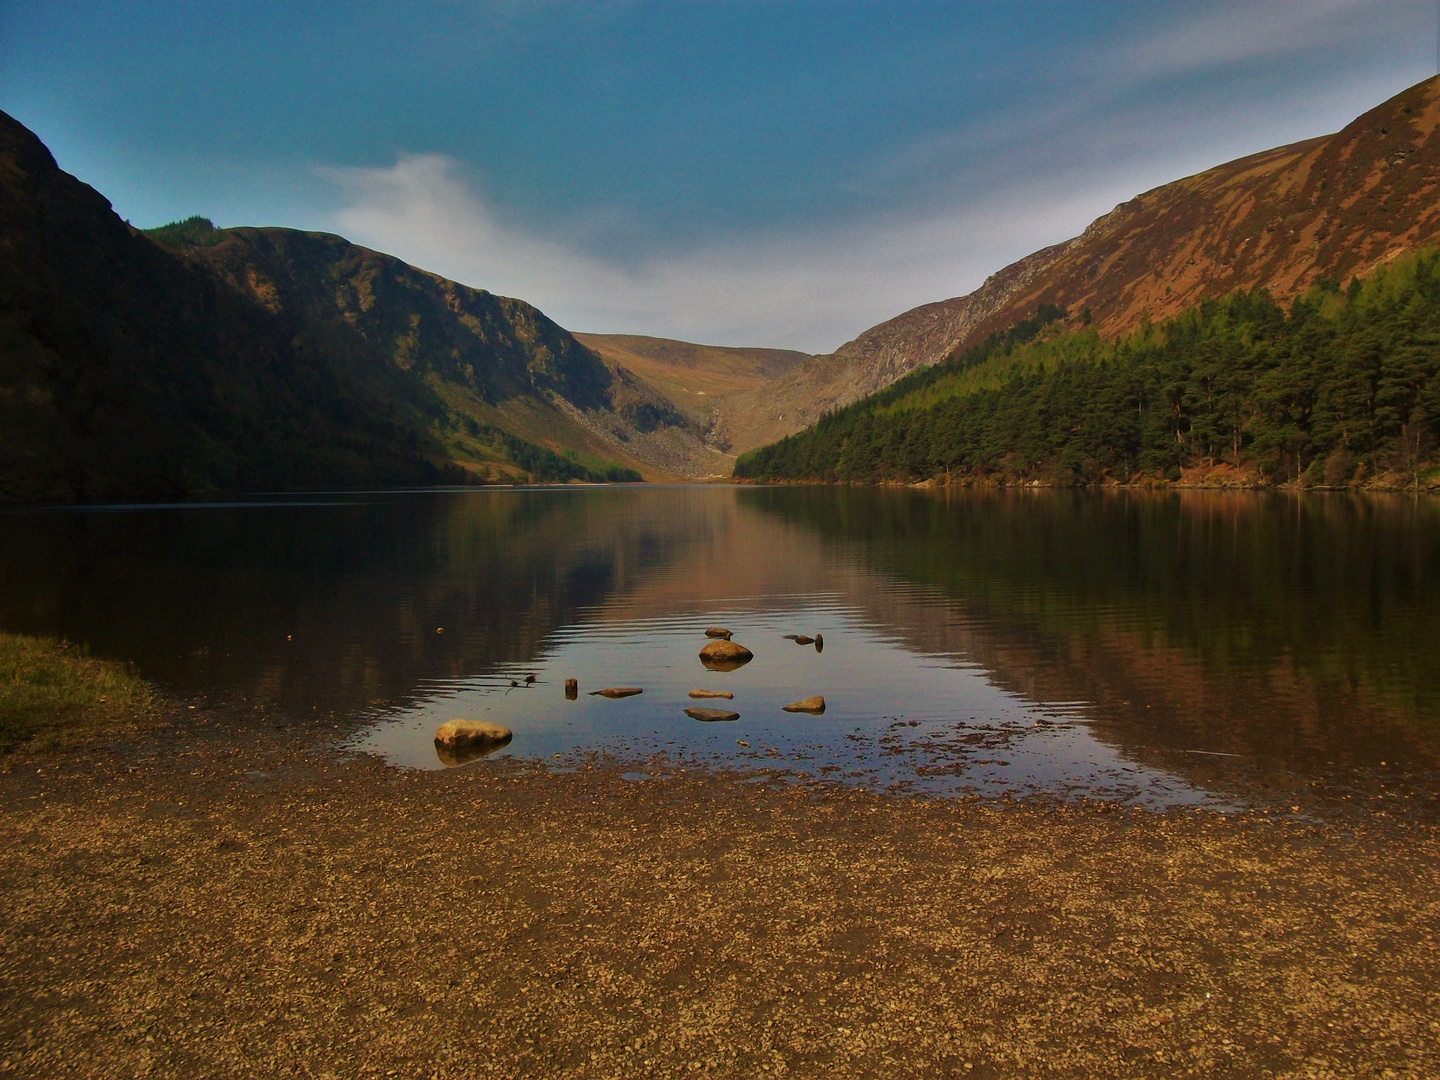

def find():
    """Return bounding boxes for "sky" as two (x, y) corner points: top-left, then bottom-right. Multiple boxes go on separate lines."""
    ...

(2, 1), (1437, 352)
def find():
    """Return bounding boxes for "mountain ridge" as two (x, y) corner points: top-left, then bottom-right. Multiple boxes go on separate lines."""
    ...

(0, 109), (756, 501)
(723, 75), (1440, 455)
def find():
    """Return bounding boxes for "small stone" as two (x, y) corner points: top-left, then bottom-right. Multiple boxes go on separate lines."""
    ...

(564, 678), (578, 700)
(791, 635), (814, 645)
(685, 707), (740, 723)
(589, 687), (644, 698)
(782, 696), (826, 714)
(688, 689), (734, 699)
(704, 628), (733, 639)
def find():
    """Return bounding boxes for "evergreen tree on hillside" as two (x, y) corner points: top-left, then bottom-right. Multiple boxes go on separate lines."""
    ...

(736, 253), (1440, 488)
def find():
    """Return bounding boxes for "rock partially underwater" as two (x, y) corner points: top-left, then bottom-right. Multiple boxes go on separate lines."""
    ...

(782, 696), (826, 715)
(684, 707), (740, 723)
(433, 719), (513, 767)
(699, 639), (753, 672)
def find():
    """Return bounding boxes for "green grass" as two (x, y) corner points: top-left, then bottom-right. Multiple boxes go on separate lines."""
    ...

(0, 633), (158, 752)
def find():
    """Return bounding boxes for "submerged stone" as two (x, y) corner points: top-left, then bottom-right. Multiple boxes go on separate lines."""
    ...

(589, 687), (644, 698)
(685, 706), (740, 722)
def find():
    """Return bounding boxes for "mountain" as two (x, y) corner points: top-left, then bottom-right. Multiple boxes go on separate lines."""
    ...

(1, 107), (747, 502)
(727, 74), (1440, 454)
(151, 222), (698, 481)
(737, 249), (1440, 489)
(573, 333), (808, 461)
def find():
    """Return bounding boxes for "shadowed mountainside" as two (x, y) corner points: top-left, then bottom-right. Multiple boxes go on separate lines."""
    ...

(720, 75), (1440, 453)
(1, 109), (753, 500)
(0, 112), (474, 502)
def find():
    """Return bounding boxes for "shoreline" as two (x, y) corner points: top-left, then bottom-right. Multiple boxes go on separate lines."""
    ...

(3, 715), (1438, 1078)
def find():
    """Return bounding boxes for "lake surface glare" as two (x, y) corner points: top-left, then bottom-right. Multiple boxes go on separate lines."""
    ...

(3, 485), (1437, 813)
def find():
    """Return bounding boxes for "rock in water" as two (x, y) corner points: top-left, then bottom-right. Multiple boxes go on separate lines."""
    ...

(814, 633), (824, 653)
(434, 719), (513, 754)
(782, 696), (826, 714)
(791, 635), (814, 645)
(564, 678), (578, 700)
(589, 687), (644, 698)
(688, 689), (735, 699)
(699, 639), (754, 671)
(685, 706), (740, 722)
(704, 628), (733, 640)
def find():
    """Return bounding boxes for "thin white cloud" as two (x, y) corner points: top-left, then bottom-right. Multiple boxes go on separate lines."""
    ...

(1118, 0), (1403, 78)
(326, 153), (1117, 353)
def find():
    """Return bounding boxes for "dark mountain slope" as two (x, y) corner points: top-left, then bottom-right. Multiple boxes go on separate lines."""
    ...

(724, 74), (1440, 453)
(0, 110), (661, 502)
(153, 221), (740, 481)
(0, 111), (463, 503)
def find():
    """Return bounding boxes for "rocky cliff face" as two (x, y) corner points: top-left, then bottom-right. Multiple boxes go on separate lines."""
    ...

(723, 74), (1440, 455)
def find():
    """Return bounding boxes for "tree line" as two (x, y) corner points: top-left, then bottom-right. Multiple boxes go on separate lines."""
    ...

(736, 251), (1440, 488)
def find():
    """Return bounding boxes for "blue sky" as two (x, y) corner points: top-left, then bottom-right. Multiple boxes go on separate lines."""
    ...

(2, 1), (1436, 350)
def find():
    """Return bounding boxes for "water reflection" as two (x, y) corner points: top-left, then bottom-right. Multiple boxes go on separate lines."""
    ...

(1, 486), (1436, 809)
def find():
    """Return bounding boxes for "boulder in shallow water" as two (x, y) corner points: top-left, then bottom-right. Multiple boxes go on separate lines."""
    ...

(434, 719), (513, 755)
(688, 689), (734, 699)
(782, 696), (826, 714)
(589, 687), (644, 698)
(699, 639), (753, 671)
(685, 706), (740, 722)
(564, 678), (578, 699)
(704, 627), (733, 640)
(791, 635), (814, 645)
(814, 633), (824, 653)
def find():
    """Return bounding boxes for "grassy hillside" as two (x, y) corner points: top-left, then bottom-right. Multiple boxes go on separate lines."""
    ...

(575, 334), (807, 418)
(736, 251), (1440, 489)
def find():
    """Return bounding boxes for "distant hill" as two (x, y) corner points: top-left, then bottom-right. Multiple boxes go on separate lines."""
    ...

(574, 333), (808, 457)
(726, 74), (1440, 454)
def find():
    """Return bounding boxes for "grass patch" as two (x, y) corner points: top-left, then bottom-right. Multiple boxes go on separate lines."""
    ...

(0, 633), (158, 752)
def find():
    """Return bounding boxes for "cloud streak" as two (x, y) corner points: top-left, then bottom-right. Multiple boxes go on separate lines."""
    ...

(326, 153), (1132, 353)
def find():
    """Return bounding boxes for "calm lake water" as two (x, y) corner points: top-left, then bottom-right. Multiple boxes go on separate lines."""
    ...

(3, 485), (1437, 810)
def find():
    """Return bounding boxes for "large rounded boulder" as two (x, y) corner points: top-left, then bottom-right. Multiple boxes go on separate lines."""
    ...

(699, 639), (753, 672)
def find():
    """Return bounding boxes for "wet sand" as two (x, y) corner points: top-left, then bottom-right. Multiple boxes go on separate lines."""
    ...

(1, 715), (1438, 1079)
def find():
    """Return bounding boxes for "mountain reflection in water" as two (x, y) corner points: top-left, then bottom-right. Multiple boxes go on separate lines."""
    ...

(1, 487), (1435, 810)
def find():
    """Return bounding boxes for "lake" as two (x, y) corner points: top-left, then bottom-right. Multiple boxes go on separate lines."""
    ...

(3, 485), (1437, 812)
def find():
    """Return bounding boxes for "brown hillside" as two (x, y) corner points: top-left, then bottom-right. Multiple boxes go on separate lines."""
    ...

(721, 74), (1440, 454)
(575, 334), (808, 459)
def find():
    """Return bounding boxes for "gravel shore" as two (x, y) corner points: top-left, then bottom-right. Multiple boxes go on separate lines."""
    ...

(2, 717), (1438, 1079)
